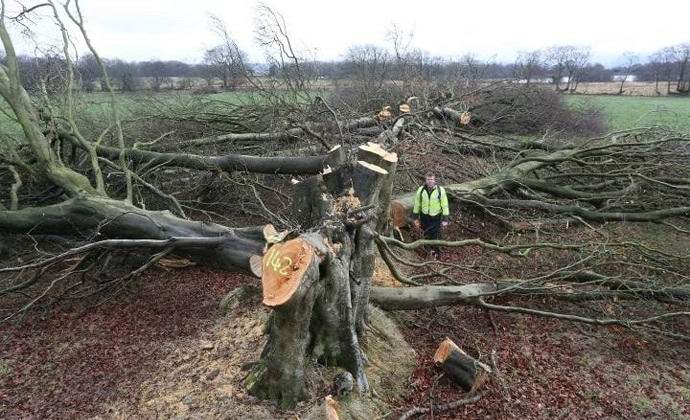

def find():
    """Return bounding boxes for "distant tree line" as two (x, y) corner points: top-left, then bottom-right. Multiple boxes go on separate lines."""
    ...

(4, 42), (689, 95)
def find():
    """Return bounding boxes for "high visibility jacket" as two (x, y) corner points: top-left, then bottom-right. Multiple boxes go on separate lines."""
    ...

(413, 185), (450, 218)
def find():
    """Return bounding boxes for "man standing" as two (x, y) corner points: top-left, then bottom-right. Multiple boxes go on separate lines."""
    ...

(413, 172), (450, 259)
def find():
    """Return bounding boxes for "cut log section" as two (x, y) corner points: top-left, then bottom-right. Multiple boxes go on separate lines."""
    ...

(325, 395), (340, 420)
(353, 160), (388, 205)
(433, 337), (491, 392)
(390, 200), (410, 228)
(261, 238), (317, 307)
(358, 142), (399, 233)
(358, 142), (398, 167)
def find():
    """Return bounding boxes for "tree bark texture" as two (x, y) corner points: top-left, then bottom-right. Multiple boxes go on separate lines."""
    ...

(246, 144), (397, 407)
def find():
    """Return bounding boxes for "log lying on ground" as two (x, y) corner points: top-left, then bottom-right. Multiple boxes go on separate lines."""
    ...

(64, 131), (346, 175)
(0, 196), (268, 273)
(157, 116), (380, 150)
(370, 284), (497, 310)
(434, 337), (491, 392)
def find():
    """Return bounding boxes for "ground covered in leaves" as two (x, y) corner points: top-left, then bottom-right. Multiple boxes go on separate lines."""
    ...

(1, 246), (689, 419)
(395, 304), (689, 419)
(0, 266), (257, 418)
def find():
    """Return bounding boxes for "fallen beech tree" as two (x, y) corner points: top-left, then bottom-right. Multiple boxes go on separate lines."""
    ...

(0, 10), (396, 407)
(62, 131), (346, 175)
(154, 116), (380, 151)
(2, 6), (690, 416)
(390, 129), (690, 228)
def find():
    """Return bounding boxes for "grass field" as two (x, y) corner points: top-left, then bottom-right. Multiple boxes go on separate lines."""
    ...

(2, 90), (690, 148)
(566, 95), (690, 132)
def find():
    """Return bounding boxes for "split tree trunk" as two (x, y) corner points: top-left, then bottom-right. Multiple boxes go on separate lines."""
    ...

(247, 144), (397, 408)
(246, 238), (322, 405)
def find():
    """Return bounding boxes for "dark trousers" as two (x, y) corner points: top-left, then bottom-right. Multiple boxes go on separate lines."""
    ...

(420, 214), (442, 255)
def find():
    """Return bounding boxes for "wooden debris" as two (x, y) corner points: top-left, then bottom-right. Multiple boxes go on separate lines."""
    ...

(433, 337), (491, 392)
(261, 238), (316, 307)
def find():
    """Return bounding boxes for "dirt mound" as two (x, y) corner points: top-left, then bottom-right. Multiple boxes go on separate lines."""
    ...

(105, 297), (416, 419)
(105, 297), (280, 419)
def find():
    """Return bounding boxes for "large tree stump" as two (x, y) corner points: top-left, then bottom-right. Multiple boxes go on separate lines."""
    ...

(247, 144), (398, 408)
(246, 238), (321, 407)
(434, 337), (491, 392)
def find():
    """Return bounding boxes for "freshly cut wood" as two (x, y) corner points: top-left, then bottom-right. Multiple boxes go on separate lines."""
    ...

(377, 117), (405, 144)
(390, 200), (409, 228)
(262, 224), (289, 244)
(261, 238), (316, 307)
(434, 337), (491, 392)
(353, 160), (388, 205)
(358, 142), (397, 165)
(325, 395), (340, 420)
(249, 255), (264, 278)
(357, 144), (398, 233)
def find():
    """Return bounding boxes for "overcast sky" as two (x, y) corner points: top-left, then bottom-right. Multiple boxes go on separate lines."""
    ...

(8, 0), (690, 66)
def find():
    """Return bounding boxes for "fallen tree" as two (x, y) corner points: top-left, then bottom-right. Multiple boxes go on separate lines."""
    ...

(390, 129), (690, 227)
(245, 145), (397, 406)
(1, 4), (689, 416)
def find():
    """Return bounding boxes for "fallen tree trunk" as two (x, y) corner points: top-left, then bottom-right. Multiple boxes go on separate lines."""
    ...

(389, 132), (690, 227)
(434, 337), (491, 392)
(158, 116), (380, 150)
(370, 284), (497, 310)
(389, 145), (580, 227)
(63, 132), (346, 175)
(0, 196), (267, 273)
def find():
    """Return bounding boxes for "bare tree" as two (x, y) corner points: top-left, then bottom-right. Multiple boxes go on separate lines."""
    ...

(616, 52), (639, 95)
(343, 44), (390, 107)
(513, 50), (543, 85)
(203, 30), (249, 91)
(673, 43), (690, 94)
(545, 45), (590, 92)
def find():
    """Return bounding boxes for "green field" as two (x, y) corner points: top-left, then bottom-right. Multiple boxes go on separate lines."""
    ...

(3, 91), (690, 149)
(0, 90), (279, 145)
(566, 95), (690, 132)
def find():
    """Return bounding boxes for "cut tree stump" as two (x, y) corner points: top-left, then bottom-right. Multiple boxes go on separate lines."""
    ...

(433, 337), (491, 392)
(261, 238), (317, 307)
(247, 237), (321, 407)
(247, 146), (398, 408)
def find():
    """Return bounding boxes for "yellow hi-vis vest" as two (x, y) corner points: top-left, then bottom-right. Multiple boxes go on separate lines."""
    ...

(413, 185), (450, 217)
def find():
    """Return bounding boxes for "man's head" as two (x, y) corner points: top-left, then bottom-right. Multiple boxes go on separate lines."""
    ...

(425, 172), (436, 188)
